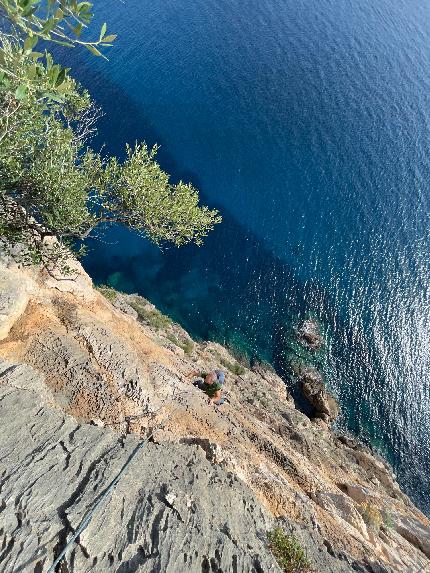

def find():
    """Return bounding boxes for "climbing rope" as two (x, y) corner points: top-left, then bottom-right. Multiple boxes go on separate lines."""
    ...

(46, 386), (191, 573)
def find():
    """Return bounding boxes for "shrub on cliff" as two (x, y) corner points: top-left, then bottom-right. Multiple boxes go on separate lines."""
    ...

(0, 2), (221, 271)
(128, 298), (172, 330)
(358, 502), (384, 532)
(267, 527), (311, 573)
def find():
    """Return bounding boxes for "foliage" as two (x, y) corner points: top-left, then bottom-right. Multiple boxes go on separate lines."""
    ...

(166, 334), (194, 354)
(0, 2), (221, 271)
(209, 348), (246, 375)
(128, 299), (172, 330)
(220, 356), (245, 376)
(100, 143), (221, 247)
(267, 528), (311, 573)
(0, 43), (220, 270)
(0, 0), (116, 57)
(359, 503), (383, 532)
(95, 284), (117, 302)
(381, 510), (394, 530)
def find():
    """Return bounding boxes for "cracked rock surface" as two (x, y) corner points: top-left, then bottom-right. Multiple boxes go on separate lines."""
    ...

(0, 380), (279, 573)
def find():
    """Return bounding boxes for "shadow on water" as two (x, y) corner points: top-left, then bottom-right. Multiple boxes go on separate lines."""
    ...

(75, 64), (358, 414)
(68, 55), (429, 516)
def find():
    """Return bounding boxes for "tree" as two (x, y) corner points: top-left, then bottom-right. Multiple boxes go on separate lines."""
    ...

(0, 0), (116, 56)
(0, 3), (221, 271)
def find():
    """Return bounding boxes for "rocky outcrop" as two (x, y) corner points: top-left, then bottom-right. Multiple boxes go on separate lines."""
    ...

(395, 515), (430, 559)
(0, 267), (33, 340)
(294, 363), (339, 422)
(0, 260), (429, 573)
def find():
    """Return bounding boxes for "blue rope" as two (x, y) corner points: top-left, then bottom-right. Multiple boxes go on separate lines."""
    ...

(46, 424), (161, 573)
(45, 387), (191, 572)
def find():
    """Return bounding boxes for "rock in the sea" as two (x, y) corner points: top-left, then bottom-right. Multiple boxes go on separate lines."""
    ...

(297, 318), (324, 350)
(296, 364), (339, 421)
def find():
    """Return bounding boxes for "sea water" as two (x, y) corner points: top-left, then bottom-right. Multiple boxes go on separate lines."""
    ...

(60, 0), (429, 514)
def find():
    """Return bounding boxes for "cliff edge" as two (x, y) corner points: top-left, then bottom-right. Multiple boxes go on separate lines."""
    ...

(0, 259), (429, 573)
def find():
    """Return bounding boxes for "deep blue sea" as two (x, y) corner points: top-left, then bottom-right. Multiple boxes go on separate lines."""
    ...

(61, 0), (429, 515)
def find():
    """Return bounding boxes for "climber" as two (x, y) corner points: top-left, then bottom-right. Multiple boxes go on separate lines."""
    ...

(187, 369), (225, 406)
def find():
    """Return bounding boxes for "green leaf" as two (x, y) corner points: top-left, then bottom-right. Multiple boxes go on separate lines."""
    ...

(43, 92), (65, 103)
(55, 68), (67, 87)
(77, 2), (92, 12)
(102, 34), (116, 42)
(41, 17), (56, 34)
(49, 65), (60, 85)
(22, 5), (37, 16)
(73, 22), (83, 37)
(24, 35), (38, 51)
(27, 64), (37, 79)
(52, 40), (75, 48)
(15, 84), (27, 100)
(84, 44), (102, 57)
(100, 22), (107, 40)
(45, 52), (53, 69)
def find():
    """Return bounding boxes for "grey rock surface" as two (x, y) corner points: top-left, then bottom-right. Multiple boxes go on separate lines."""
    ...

(395, 514), (430, 559)
(0, 374), (281, 573)
(0, 268), (32, 341)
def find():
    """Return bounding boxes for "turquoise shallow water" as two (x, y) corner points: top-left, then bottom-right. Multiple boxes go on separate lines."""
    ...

(61, 0), (429, 514)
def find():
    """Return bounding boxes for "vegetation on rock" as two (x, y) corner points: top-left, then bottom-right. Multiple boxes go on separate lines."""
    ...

(267, 527), (311, 573)
(128, 298), (172, 330)
(220, 357), (246, 376)
(166, 334), (194, 355)
(358, 502), (386, 532)
(95, 284), (118, 303)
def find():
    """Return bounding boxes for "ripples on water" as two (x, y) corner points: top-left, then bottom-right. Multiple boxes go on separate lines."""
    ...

(61, 0), (429, 514)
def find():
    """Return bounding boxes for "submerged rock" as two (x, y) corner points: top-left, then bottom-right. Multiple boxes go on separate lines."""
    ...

(297, 318), (324, 350)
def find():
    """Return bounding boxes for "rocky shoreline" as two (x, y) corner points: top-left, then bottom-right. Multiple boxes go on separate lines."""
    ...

(0, 258), (429, 572)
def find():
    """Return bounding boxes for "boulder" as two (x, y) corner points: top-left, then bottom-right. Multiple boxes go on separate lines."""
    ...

(298, 365), (339, 421)
(0, 268), (33, 340)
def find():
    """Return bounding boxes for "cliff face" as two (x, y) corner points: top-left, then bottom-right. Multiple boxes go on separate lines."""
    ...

(0, 259), (429, 573)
